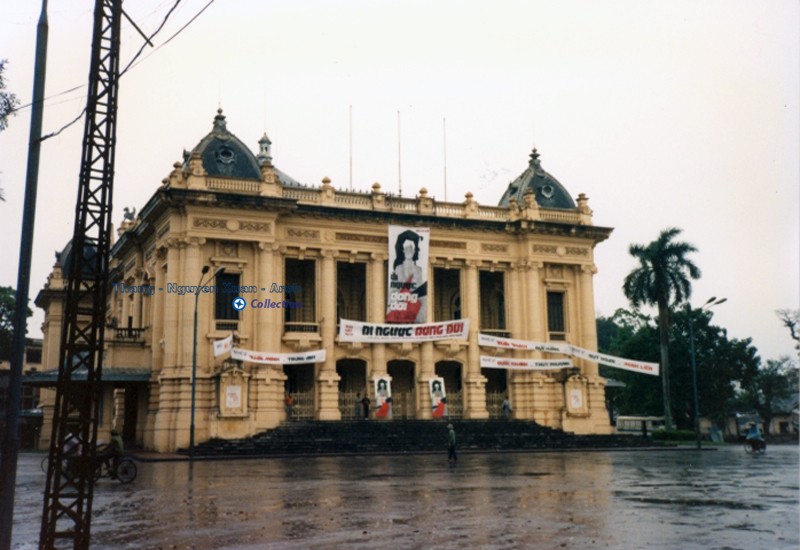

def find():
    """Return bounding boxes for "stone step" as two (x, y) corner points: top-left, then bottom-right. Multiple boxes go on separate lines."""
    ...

(181, 420), (655, 457)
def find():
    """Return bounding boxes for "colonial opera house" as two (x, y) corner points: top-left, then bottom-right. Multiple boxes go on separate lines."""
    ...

(32, 110), (620, 452)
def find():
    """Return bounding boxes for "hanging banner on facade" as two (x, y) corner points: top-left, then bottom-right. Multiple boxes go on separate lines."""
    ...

(230, 347), (326, 365)
(374, 377), (392, 418)
(429, 377), (447, 418)
(339, 319), (469, 343)
(480, 356), (574, 370)
(569, 346), (659, 376)
(478, 333), (571, 354)
(387, 225), (429, 323)
(478, 333), (659, 376)
(213, 333), (233, 357)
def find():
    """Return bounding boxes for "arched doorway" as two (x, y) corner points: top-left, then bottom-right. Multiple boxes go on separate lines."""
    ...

(435, 361), (463, 419)
(387, 360), (415, 419)
(337, 359), (367, 419)
(283, 363), (315, 420)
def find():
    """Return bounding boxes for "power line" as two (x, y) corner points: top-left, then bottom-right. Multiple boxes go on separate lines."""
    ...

(23, 0), (217, 142)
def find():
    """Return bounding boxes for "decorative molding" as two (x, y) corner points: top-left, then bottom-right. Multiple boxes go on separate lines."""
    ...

(287, 228), (320, 239)
(430, 240), (466, 250)
(566, 247), (589, 256)
(194, 218), (227, 230)
(482, 243), (508, 253)
(532, 244), (557, 254)
(240, 221), (271, 233)
(337, 232), (388, 244)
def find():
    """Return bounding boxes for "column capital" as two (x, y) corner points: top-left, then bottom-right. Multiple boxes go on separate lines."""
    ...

(580, 264), (598, 275)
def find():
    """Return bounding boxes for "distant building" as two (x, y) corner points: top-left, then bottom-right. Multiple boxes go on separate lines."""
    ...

(0, 339), (43, 449)
(32, 110), (614, 452)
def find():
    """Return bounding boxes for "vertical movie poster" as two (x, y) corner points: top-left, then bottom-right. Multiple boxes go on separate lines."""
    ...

(374, 377), (392, 418)
(429, 377), (447, 418)
(387, 225), (429, 323)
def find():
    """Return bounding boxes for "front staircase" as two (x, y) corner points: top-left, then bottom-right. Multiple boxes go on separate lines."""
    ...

(182, 420), (660, 457)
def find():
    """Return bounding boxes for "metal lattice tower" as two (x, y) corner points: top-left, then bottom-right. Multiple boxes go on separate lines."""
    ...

(39, 1), (121, 547)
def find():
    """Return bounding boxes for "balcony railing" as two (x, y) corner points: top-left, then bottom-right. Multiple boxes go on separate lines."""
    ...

(108, 327), (146, 344)
(481, 328), (511, 339)
(284, 322), (319, 333)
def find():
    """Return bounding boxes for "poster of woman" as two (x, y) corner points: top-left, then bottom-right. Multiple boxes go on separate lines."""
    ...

(429, 377), (447, 418)
(387, 226), (429, 323)
(374, 377), (392, 418)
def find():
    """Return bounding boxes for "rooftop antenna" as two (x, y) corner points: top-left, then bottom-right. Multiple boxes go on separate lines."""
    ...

(349, 105), (353, 191)
(443, 117), (448, 202)
(397, 110), (402, 196)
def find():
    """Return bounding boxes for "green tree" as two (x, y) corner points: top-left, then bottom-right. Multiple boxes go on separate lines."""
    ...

(0, 59), (19, 133)
(668, 308), (760, 428)
(0, 58), (20, 202)
(598, 307), (761, 429)
(0, 286), (33, 361)
(739, 357), (799, 435)
(622, 228), (701, 429)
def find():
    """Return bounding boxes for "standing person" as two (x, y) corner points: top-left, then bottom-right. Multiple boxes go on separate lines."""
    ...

(447, 423), (457, 463)
(284, 392), (294, 420)
(361, 393), (371, 420)
(501, 396), (512, 419)
(354, 393), (362, 419)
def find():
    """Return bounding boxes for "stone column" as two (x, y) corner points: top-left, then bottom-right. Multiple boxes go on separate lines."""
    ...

(181, 238), (202, 368)
(163, 241), (181, 369)
(579, 264), (599, 377)
(317, 249), (341, 419)
(369, 253), (387, 377)
(463, 260), (488, 419)
(526, 261), (545, 342)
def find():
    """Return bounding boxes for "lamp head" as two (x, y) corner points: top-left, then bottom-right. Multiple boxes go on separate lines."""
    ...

(201, 265), (210, 275)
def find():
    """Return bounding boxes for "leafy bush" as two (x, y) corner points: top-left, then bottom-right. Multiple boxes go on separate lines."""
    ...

(651, 430), (696, 441)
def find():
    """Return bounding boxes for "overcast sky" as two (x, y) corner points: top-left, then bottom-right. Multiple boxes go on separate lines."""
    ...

(1, 0), (798, 362)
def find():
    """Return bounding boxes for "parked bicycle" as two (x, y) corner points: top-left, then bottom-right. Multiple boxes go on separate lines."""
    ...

(40, 445), (137, 484)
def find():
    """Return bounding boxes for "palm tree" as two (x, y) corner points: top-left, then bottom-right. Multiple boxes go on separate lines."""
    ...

(623, 227), (701, 430)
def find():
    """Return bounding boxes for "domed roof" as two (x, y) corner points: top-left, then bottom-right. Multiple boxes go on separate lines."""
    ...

(186, 109), (262, 180)
(498, 149), (576, 209)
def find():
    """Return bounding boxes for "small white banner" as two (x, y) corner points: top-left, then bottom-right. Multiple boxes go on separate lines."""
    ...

(569, 346), (659, 376)
(339, 319), (469, 343)
(230, 348), (326, 365)
(480, 356), (574, 370)
(213, 333), (233, 357)
(478, 333), (571, 354)
(478, 333), (659, 376)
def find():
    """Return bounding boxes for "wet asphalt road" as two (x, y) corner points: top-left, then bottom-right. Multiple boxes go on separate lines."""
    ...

(10, 445), (799, 549)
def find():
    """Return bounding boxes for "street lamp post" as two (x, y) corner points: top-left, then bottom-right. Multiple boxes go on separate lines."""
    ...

(687, 296), (727, 450)
(189, 265), (224, 460)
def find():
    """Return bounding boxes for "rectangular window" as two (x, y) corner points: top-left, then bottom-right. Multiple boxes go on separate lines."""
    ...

(433, 268), (461, 321)
(284, 259), (316, 324)
(336, 262), (366, 322)
(479, 271), (506, 331)
(215, 272), (241, 320)
(546, 291), (566, 337)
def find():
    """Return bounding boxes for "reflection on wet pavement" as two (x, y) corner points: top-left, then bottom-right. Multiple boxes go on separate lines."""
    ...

(12, 446), (798, 549)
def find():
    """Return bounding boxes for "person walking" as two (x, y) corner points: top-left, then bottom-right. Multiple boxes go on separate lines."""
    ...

(447, 423), (457, 463)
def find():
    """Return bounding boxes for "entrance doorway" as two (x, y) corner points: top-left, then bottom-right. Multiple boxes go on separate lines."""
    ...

(284, 364), (315, 420)
(482, 368), (507, 419)
(435, 361), (463, 419)
(337, 359), (367, 419)
(388, 360), (415, 419)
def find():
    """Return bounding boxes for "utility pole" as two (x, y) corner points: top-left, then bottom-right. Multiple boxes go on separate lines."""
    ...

(39, 1), (122, 547)
(0, 1), (48, 547)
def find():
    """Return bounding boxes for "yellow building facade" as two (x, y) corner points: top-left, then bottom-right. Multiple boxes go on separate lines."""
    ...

(35, 110), (614, 452)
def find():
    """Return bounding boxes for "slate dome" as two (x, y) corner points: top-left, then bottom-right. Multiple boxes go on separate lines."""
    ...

(185, 109), (262, 180)
(498, 149), (576, 209)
